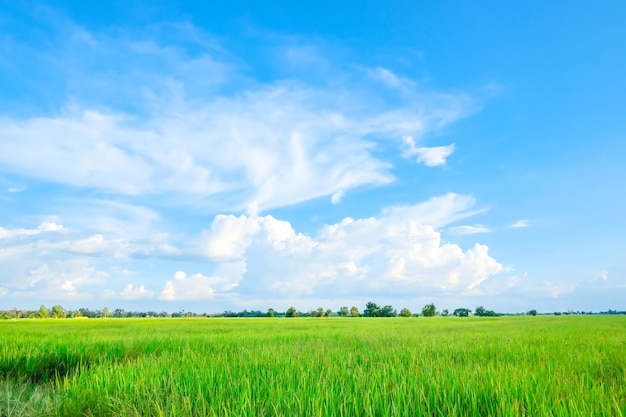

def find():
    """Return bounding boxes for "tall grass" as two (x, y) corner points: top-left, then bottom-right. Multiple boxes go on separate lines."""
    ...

(1, 316), (624, 416)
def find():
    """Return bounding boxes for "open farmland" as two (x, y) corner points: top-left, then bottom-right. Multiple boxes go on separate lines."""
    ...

(1, 316), (625, 416)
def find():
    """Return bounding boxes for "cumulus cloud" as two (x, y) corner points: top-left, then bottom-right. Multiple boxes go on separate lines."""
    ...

(0, 194), (506, 306)
(192, 193), (504, 300)
(159, 270), (223, 301)
(0, 219), (153, 301)
(120, 284), (154, 299)
(15, 261), (110, 300)
(38, 221), (65, 232)
(403, 136), (455, 167)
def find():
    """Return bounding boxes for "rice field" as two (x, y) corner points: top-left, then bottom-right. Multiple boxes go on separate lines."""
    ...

(1, 316), (624, 416)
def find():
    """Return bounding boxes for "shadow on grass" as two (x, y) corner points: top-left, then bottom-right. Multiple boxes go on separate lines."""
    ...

(0, 340), (160, 384)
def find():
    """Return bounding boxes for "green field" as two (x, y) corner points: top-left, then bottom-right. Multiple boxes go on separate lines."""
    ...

(1, 316), (624, 416)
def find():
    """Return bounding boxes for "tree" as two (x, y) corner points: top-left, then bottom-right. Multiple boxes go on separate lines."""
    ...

(475, 306), (486, 317)
(350, 306), (359, 317)
(316, 307), (324, 318)
(422, 303), (436, 317)
(286, 306), (298, 318)
(324, 309), (332, 317)
(380, 305), (397, 317)
(38, 305), (49, 319)
(453, 308), (471, 317)
(527, 309), (537, 316)
(364, 302), (380, 317)
(51, 305), (65, 319)
(441, 309), (449, 316)
(338, 306), (349, 317)
(267, 308), (275, 318)
(400, 308), (412, 317)
(102, 307), (110, 318)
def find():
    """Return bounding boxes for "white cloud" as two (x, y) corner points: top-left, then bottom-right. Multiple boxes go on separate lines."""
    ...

(0, 222), (64, 239)
(159, 268), (243, 300)
(7, 186), (26, 193)
(448, 224), (490, 235)
(36, 233), (134, 258)
(38, 222), (64, 232)
(197, 215), (263, 262)
(367, 67), (413, 91)
(510, 219), (530, 228)
(191, 193), (504, 301)
(381, 194), (485, 229)
(403, 136), (455, 166)
(15, 261), (110, 300)
(0, 194), (509, 307)
(600, 271), (608, 281)
(330, 190), (344, 205)
(0, 19), (505, 309)
(0, 227), (38, 240)
(109, 266), (137, 277)
(0, 23), (475, 212)
(0, 220), (151, 301)
(120, 284), (154, 300)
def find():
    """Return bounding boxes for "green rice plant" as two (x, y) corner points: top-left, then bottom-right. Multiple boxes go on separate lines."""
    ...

(0, 316), (624, 416)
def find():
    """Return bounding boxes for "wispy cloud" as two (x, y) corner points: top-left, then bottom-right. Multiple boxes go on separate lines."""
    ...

(0, 20), (475, 212)
(367, 67), (414, 91)
(448, 224), (491, 236)
(403, 136), (455, 167)
(0, 222), (64, 239)
(510, 219), (530, 228)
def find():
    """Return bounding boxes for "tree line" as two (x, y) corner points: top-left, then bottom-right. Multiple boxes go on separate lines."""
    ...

(1, 303), (622, 320)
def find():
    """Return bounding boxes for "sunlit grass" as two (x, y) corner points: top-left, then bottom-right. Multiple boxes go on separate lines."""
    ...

(1, 316), (624, 416)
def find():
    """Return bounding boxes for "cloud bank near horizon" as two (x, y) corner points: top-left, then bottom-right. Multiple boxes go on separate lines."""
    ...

(0, 194), (510, 306)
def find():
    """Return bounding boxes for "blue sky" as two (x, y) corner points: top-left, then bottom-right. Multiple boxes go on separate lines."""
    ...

(1, 1), (624, 313)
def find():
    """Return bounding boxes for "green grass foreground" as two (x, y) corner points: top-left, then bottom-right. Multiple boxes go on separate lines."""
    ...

(1, 316), (624, 416)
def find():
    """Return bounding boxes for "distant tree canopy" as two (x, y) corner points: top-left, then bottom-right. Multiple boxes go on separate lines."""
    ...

(286, 306), (298, 318)
(4, 302), (615, 321)
(38, 305), (49, 319)
(363, 302), (397, 317)
(422, 303), (436, 317)
(474, 306), (497, 317)
(51, 305), (65, 319)
(363, 301), (380, 317)
(454, 308), (471, 317)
